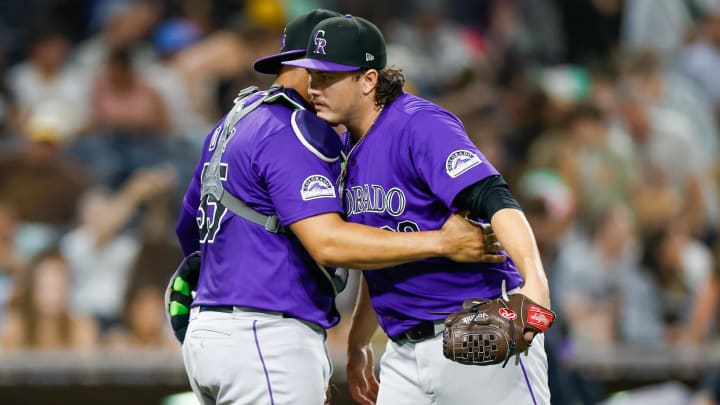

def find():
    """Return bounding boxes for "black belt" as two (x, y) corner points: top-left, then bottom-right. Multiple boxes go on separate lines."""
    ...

(197, 305), (289, 318)
(198, 305), (234, 313)
(394, 321), (444, 343)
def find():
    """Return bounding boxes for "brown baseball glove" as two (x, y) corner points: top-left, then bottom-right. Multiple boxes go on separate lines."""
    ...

(443, 293), (555, 367)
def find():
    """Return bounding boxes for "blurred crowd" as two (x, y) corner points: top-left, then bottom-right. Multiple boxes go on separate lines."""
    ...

(0, 0), (720, 403)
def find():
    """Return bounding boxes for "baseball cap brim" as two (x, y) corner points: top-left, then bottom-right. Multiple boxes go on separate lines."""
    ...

(253, 49), (307, 74)
(281, 57), (360, 72)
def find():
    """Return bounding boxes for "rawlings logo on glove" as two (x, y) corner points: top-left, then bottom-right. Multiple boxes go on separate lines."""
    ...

(443, 291), (555, 367)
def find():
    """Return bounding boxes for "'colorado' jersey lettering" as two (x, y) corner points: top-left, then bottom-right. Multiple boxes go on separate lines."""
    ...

(344, 184), (406, 217)
(342, 93), (524, 339)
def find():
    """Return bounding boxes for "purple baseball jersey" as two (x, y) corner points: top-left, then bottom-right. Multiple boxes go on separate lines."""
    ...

(176, 88), (343, 328)
(342, 93), (524, 339)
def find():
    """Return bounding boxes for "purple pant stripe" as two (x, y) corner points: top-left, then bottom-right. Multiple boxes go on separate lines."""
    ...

(519, 356), (538, 405)
(253, 320), (275, 405)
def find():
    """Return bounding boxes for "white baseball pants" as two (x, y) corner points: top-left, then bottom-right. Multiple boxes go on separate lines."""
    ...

(376, 332), (550, 405)
(182, 307), (331, 405)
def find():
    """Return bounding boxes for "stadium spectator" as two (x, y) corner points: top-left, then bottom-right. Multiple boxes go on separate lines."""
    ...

(0, 249), (98, 352)
(60, 167), (176, 332)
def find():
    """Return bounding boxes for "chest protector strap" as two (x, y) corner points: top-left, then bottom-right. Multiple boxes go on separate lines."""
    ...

(201, 84), (295, 233)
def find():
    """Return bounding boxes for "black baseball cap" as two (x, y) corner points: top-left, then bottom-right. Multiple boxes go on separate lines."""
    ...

(282, 15), (386, 72)
(253, 9), (342, 74)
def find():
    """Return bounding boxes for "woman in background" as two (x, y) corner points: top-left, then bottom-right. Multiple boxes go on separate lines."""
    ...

(0, 249), (97, 352)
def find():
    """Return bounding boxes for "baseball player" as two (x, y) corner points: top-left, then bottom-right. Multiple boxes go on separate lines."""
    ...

(173, 9), (502, 405)
(283, 15), (553, 405)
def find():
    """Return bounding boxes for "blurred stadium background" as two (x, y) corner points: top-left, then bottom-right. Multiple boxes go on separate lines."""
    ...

(0, 0), (719, 404)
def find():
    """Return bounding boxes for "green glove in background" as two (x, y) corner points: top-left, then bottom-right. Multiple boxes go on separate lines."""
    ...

(165, 252), (201, 343)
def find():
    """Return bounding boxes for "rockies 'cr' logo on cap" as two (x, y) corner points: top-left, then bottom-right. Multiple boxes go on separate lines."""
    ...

(313, 30), (327, 54)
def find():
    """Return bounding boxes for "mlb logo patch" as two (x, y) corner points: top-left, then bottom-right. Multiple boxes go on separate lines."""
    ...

(301, 175), (336, 200)
(445, 150), (482, 178)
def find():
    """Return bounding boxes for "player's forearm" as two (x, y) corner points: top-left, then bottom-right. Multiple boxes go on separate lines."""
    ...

(490, 208), (550, 307)
(326, 221), (444, 268)
(291, 214), (445, 269)
(335, 220), (459, 268)
(347, 279), (379, 350)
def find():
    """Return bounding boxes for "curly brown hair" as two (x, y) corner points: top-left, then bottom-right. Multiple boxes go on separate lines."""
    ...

(354, 66), (406, 107)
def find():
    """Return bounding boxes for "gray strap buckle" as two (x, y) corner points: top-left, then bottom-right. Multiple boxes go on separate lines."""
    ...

(264, 215), (281, 233)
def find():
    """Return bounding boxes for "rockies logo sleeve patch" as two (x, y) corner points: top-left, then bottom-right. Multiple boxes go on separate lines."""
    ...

(301, 175), (337, 200)
(445, 150), (482, 178)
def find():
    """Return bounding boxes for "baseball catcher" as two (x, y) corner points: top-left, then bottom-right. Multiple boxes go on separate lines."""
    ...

(443, 285), (556, 367)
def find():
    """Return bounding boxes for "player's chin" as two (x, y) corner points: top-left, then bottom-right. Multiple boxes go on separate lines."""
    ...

(315, 109), (338, 125)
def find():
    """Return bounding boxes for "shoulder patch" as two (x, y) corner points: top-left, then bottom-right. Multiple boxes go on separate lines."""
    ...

(290, 110), (342, 162)
(301, 175), (336, 200)
(445, 150), (482, 178)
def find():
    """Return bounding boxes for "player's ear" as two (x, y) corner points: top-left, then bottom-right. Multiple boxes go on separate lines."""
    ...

(361, 69), (379, 96)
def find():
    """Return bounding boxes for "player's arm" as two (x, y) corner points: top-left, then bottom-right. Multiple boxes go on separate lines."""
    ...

(289, 211), (496, 269)
(175, 128), (219, 256)
(347, 278), (379, 350)
(454, 175), (551, 308)
(176, 194), (200, 256)
(272, 109), (500, 268)
(346, 278), (379, 405)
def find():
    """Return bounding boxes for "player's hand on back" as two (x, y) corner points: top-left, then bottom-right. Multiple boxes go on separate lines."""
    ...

(440, 214), (507, 263)
(475, 221), (503, 254)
